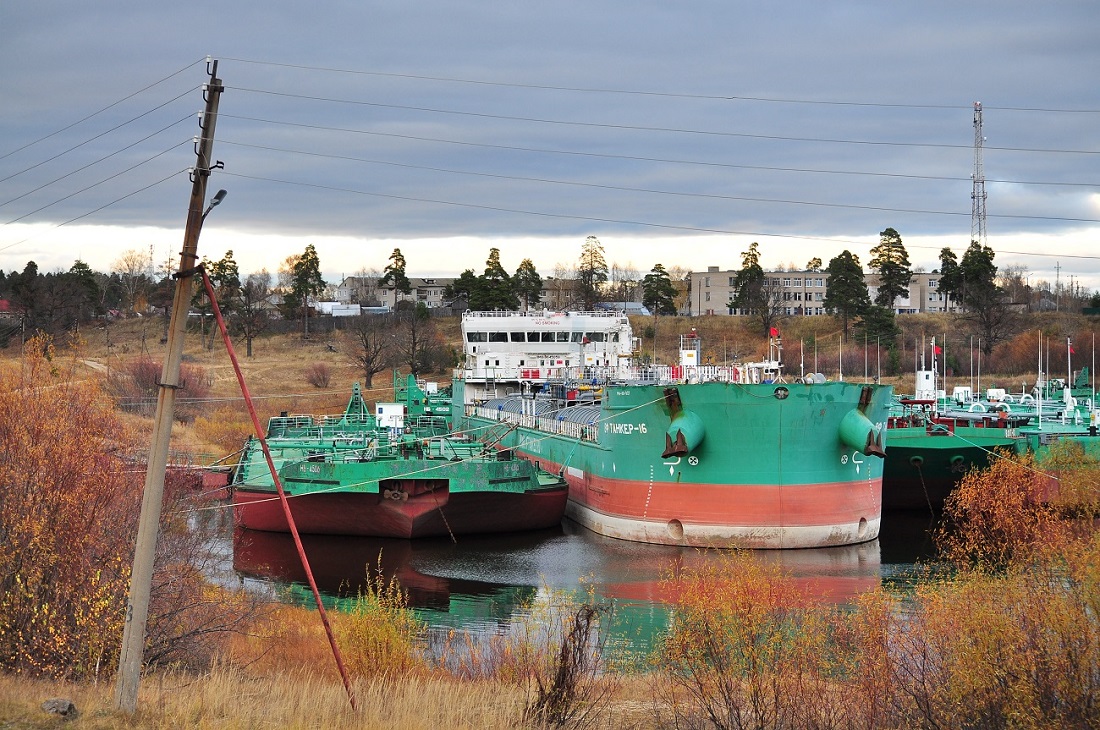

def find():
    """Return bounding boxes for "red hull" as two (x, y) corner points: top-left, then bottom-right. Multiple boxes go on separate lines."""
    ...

(527, 456), (882, 548)
(232, 486), (568, 538)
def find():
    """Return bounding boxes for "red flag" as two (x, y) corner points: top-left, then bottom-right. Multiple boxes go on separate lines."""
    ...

(1071, 346), (1076, 354)
(934, 345), (943, 355)
(769, 327), (779, 337)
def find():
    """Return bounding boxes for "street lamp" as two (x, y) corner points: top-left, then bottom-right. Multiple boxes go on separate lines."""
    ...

(202, 189), (227, 222)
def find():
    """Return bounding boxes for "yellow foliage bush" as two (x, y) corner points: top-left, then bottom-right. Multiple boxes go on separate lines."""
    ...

(0, 335), (261, 679)
(936, 451), (1067, 567)
(335, 569), (429, 679)
(193, 407), (254, 463)
(0, 336), (140, 679)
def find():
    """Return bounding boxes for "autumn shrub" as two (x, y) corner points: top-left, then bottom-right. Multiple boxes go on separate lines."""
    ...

(653, 551), (840, 730)
(193, 406), (254, 464)
(882, 548), (1100, 729)
(1033, 438), (1100, 518)
(335, 567), (429, 679)
(0, 337), (141, 679)
(106, 356), (212, 421)
(305, 362), (332, 388)
(0, 336), (257, 679)
(935, 451), (1066, 567)
(832, 588), (903, 728)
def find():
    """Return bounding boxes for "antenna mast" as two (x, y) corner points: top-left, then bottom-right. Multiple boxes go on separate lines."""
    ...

(971, 101), (988, 246)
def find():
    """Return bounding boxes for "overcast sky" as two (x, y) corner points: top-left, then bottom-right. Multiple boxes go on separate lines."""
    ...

(3, 2), (1099, 293)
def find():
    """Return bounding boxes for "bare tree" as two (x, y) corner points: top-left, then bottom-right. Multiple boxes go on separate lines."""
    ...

(352, 267), (382, 306)
(237, 271), (272, 357)
(999, 264), (1031, 306)
(276, 253), (299, 294)
(549, 263), (578, 310)
(393, 305), (443, 376)
(343, 314), (395, 388)
(607, 262), (640, 304)
(112, 248), (153, 314)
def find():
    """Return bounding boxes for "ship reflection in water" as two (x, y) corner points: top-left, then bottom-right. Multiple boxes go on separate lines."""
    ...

(233, 513), (935, 651)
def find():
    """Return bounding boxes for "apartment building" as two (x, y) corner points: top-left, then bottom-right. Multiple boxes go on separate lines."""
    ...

(689, 266), (957, 316)
(336, 276), (454, 309)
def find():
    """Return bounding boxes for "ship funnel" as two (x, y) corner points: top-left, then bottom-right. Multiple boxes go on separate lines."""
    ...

(838, 386), (886, 458)
(662, 387), (705, 458)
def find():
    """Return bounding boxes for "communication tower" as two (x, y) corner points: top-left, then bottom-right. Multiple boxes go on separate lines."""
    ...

(971, 101), (988, 246)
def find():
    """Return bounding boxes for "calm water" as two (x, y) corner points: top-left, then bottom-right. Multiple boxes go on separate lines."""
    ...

(218, 511), (940, 655)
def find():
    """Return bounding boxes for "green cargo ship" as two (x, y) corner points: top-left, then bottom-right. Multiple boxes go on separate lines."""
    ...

(455, 311), (892, 549)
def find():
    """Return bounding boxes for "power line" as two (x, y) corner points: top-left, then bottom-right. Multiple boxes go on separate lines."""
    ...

(221, 57), (1100, 114)
(3, 139), (191, 225)
(220, 170), (1100, 261)
(222, 133), (1098, 188)
(1, 117), (194, 211)
(0, 169), (186, 255)
(227, 86), (1100, 155)
(0, 86), (198, 186)
(218, 138), (1100, 224)
(0, 58), (205, 162)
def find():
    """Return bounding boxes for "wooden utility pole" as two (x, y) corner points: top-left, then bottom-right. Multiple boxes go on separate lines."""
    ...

(114, 58), (224, 714)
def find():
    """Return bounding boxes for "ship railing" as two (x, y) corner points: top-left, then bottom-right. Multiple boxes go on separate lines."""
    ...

(462, 309), (624, 319)
(457, 363), (770, 386)
(467, 404), (599, 442)
(319, 413), (374, 427)
(266, 414), (316, 436)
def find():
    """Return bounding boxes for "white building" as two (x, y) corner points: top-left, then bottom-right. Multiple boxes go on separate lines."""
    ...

(689, 266), (958, 316)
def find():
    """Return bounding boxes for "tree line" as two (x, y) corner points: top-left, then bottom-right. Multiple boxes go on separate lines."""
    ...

(4, 229), (1095, 358)
(727, 228), (1096, 356)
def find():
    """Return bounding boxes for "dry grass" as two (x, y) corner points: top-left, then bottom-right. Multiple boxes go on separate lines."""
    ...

(0, 669), (662, 729)
(0, 668), (527, 729)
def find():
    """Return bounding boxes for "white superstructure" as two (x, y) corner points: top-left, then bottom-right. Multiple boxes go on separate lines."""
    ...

(461, 310), (636, 382)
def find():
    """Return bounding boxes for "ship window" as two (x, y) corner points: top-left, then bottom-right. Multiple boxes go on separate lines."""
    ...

(466, 332), (487, 342)
(510, 332), (525, 342)
(527, 332), (539, 341)
(541, 332), (556, 342)
(488, 332), (508, 342)
(588, 332), (605, 342)
(556, 332), (570, 342)
(571, 332), (584, 343)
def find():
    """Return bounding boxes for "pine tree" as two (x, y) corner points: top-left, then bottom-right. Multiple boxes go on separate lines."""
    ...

(290, 243), (324, 337)
(478, 248), (519, 310)
(868, 227), (911, 308)
(447, 269), (483, 309)
(824, 250), (870, 341)
(950, 241), (1015, 354)
(641, 264), (678, 315)
(731, 242), (783, 337)
(577, 236), (608, 310)
(380, 248), (412, 296)
(513, 258), (543, 311)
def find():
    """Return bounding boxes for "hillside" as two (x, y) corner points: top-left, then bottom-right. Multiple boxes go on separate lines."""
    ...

(1, 310), (1094, 459)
